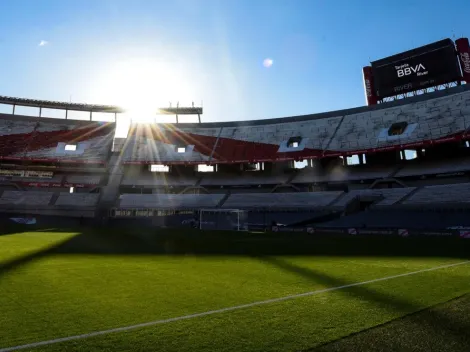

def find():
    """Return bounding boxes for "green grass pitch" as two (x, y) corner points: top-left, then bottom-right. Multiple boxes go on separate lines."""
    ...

(0, 227), (469, 352)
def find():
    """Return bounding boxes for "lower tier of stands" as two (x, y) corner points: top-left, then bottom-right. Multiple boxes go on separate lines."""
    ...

(222, 192), (342, 209)
(402, 183), (470, 204)
(116, 182), (470, 209)
(0, 190), (99, 207)
(332, 188), (417, 207)
(118, 194), (224, 209)
(55, 193), (100, 207)
(2, 182), (470, 210)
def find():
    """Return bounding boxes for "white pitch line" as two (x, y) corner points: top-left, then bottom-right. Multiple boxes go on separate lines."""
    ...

(1, 260), (468, 352)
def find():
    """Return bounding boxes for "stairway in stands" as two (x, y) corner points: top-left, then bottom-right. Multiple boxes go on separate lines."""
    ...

(216, 191), (232, 208)
(99, 152), (124, 207)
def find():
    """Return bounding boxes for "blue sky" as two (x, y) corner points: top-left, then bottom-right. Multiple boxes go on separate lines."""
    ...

(0, 0), (469, 128)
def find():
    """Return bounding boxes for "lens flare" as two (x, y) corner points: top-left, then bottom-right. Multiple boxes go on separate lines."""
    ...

(263, 58), (273, 68)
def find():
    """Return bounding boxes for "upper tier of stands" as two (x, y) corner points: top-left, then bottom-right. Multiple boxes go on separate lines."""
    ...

(0, 115), (115, 164)
(122, 85), (470, 164)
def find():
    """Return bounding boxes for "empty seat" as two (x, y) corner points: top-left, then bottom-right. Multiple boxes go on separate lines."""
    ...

(333, 188), (416, 207)
(396, 158), (470, 177)
(0, 118), (37, 157)
(0, 191), (53, 206)
(65, 174), (102, 185)
(222, 192), (342, 209)
(121, 173), (197, 187)
(19, 120), (115, 163)
(119, 193), (224, 209)
(55, 193), (99, 207)
(403, 183), (470, 204)
(200, 173), (288, 186)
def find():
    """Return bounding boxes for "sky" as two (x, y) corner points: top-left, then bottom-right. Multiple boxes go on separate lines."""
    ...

(0, 0), (469, 136)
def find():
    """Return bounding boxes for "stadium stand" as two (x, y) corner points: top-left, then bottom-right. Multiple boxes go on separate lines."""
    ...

(396, 157), (470, 177)
(318, 208), (470, 229)
(0, 191), (53, 206)
(122, 129), (211, 163)
(222, 192), (342, 209)
(118, 193), (224, 209)
(121, 86), (470, 164)
(2, 84), (470, 225)
(331, 187), (416, 207)
(329, 89), (470, 152)
(0, 117), (37, 157)
(402, 183), (470, 204)
(55, 193), (100, 207)
(0, 115), (115, 164)
(65, 174), (102, 185)
(200, 172), (288, 186)
(9, 174), (64, 184)
(121, 173), (197, 187)
(292, 165), (397, 183)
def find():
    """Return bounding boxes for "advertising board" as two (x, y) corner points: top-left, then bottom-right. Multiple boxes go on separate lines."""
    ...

(371, 39), (461, 98)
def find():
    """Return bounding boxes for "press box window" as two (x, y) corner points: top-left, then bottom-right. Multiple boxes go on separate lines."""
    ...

(388, 122), (408, 136)
(197, 164), (214, 172)
(65, 144), (77, 151)
(150, 165), (169, 173)
(287, 137), (302, 149)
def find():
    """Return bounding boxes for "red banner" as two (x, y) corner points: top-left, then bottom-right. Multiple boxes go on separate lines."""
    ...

(362, 66), (378, 105)
(0, 156), (106, 166)
(123, 132), (467, 165)
(456, 38), (470, 83)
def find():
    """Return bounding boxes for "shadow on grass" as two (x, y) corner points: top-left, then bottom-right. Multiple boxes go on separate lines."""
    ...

(1, 225), (469, 279)
(0, 236), (77, 279)
(255, 256), (470, 352)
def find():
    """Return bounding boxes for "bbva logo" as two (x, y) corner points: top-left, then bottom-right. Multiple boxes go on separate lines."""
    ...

(395, 63), (428, 78)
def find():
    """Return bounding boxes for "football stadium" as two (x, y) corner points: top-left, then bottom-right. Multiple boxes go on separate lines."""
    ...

(1, 24), (470, 352)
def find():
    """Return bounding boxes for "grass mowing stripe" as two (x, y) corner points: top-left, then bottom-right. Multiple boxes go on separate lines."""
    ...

(1, 260), (468, 352)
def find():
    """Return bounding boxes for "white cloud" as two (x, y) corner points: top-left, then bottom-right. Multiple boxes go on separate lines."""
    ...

(38, 40), (49, 47)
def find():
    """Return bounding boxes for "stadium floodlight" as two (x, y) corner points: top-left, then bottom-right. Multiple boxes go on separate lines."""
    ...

(198, 209), (248, 231)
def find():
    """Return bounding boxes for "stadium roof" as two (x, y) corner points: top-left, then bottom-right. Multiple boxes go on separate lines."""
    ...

(0, 96), (203, 115)
(0, 95), (124, 113)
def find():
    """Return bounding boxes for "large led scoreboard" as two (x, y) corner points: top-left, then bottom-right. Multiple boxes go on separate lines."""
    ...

(363, 37), (470, 105)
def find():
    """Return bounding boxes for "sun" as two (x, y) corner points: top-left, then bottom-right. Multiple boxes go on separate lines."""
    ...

(91, 58), (194, 122)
